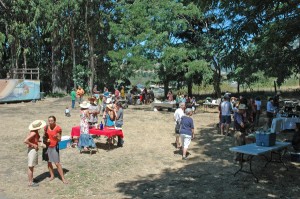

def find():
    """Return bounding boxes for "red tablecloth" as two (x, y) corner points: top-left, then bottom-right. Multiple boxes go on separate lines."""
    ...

(71, 126), (124, 138)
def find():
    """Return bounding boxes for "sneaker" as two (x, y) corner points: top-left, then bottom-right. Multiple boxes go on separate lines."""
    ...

(28, 182), (39, 187)
(182, 156), (188, 160)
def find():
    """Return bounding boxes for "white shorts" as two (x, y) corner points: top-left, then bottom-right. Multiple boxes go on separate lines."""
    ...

(180, 134), (192, 149)
(28, 148), (38, 167)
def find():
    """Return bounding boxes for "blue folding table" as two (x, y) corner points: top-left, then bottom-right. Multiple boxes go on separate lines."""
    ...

(229, 142), (291, 182)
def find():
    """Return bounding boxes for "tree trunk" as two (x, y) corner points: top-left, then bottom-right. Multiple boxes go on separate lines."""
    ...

(187, 80), (192, 97)
(213, 70), (221, 98)
(237, 82), (240, 94)
(163, 79), (169, 99)
(88, 39), (95, 95)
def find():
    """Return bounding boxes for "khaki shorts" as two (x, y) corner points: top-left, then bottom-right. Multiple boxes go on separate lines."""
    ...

(28, 148), (38, 167)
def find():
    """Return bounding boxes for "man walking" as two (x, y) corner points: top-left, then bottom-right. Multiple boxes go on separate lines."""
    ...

(174, 102), (185, 148)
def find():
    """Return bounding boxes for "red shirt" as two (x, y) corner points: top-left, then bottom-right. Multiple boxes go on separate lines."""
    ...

(46, 125), (62, 148)
(27, 131), (40, 148)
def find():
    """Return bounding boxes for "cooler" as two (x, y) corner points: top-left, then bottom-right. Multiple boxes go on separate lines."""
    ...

(59, 135), (71, 150)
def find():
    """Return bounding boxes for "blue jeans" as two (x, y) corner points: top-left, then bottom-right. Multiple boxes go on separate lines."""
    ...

(71, 100), (75, 109)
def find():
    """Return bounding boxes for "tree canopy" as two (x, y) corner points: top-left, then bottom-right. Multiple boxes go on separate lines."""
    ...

(0, 0), (299, 96)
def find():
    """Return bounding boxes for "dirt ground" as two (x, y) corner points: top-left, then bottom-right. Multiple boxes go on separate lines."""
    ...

(0, 96), (299, 199)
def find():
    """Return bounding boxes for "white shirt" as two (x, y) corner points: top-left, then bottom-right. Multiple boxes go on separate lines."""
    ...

(255, 100), (261, 111)
(174, 108), (184, 124)
(221, 101), (231, 116)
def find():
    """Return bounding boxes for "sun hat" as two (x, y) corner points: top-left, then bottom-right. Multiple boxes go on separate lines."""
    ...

(238, 104), (248, 110)
(28, 120), (46, 131)
(106, 104), (114, 110)
(80, 101), (90, 109)
(106, 97), (112, 104)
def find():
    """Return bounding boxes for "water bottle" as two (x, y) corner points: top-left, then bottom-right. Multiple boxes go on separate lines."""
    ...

(100, 121), (104, 130)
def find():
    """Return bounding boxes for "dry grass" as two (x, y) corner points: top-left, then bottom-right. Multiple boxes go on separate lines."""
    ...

(0, 97), (299, 199)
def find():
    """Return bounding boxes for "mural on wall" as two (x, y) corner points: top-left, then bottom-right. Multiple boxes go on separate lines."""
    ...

(0, 79), (40, 102)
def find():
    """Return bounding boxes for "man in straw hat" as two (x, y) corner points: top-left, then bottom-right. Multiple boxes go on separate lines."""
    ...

(24, 120), (46, 187)
(233, 104), (248, 162)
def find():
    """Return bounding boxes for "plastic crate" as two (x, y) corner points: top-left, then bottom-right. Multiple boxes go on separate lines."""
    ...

(255, 133), (276, 147)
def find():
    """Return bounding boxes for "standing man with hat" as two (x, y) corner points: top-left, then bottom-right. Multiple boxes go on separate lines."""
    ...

(88, 96), (100, 126)
(233, 104), (248, 161)
(220, 94), (232, 136)
(24, 120), (46, 187)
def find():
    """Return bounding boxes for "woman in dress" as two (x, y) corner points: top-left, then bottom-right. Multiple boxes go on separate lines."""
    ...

(78, 101), (95, 151)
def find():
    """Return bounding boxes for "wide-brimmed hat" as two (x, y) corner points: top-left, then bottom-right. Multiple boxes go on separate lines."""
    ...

(28, 120), (46, 131)
(106, 98), (112, 104)
(238, 104), (248, 110)
(88, 96), (96, 101)
(80, 101), (90, 109)
(106, 104), (114, 110)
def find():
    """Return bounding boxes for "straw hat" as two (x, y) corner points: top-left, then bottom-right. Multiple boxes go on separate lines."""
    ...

(106, 98), (112, 104)
(28, 120), (46, 131)
(106, 104), (114, 110)
(238, 104), (248, 110)
(80, 101), (90, 109)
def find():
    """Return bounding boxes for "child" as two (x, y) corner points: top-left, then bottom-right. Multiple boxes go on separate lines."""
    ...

(65, 106), (71, 117)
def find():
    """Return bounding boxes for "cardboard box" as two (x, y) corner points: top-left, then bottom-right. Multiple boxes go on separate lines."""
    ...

(256, 133), (276, 147)
(58, 136), (71, 150)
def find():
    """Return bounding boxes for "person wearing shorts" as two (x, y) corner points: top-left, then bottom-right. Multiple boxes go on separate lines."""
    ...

(220, 94), (232, 136)
(179, 108), (195, 160)
(174, 102), (185, 149)
(24, 120), (46, 187)
(45, 116), (68, 184)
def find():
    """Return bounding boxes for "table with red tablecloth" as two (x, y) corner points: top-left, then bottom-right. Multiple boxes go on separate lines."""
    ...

(71, 126), (124, 138)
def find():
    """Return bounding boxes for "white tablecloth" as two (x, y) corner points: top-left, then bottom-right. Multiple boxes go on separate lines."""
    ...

(271, 116), (300, 133)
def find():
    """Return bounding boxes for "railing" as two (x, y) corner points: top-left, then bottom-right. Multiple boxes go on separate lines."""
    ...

(10, 68), (39, 80)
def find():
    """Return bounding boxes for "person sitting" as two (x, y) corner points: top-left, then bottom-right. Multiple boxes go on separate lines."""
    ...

(167, 90), (173, 101)
(103, 104), (116, 127)
(65, 106), (70, 117)
(285, 122), (300, 152)
(103, 87), (110, 98)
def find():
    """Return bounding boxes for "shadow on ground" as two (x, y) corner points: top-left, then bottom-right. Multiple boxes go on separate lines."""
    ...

(115, 125), (300, 198)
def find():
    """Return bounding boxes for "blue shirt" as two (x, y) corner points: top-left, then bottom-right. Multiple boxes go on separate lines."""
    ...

(179, 116), (194, 136)
(267, 101), (275, 113)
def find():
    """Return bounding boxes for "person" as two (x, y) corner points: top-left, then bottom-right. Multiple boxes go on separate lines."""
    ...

(174, 102), (185, 149)
(167, 90), (173, 101)
(266, 97), (275, 128)
(92, 85), (100, 99)
(285, 122), (300, 152)
(70, 88), (76, 109)
(273, 92), (281, 110)
(254, 97), (261, 126)
(78, 101), (95, 151)
(115, 88), (120, 99)
(88, 96), (100, 126)
(114, 101), (124, 147)
(76, 86), (85, 105)
(180, 108), (195, 160)
(142, 88), (148, 104)
(220, 94), (232, 136)
(65, 106), (71, 117)
(120, 86), (125, 99)
(148, 87), (154, 103)
(191, 96), (197, 113)
(233, 104), (248, 162)
(103, 87), (110, 98)
(104, 104), (116, 127)
(24, 120), (46, 187)
(45, 116), (68, 184)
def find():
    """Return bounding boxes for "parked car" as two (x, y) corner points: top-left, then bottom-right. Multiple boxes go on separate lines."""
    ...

(152, 87), (165, 99)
